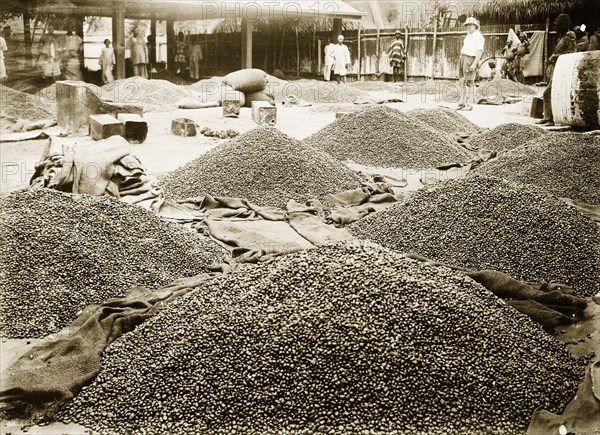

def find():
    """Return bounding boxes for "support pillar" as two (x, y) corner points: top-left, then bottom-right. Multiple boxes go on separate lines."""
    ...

(112, 4), (125, 79)
(332, 18), (343, 38)
(166, 19), (175, 71)
(241, 18), (253, 69)
(23, 10), (32, 63)
(149, 16), (157, 66)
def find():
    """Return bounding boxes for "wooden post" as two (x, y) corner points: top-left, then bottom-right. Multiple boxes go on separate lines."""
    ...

(23, 10), (33, 63)
(166, 19), (175, 71)
(149, 16), (157, 66)
(357, 24), (362, 81)
(312, 23), (316, 78)
(404, 25), (409, 82)
(317, 38), (322, 79)
(279, 27), (285, 67)
(295, 25), (300, 78)
(112, 3), (125, 80)
(333, 18), (343, 38)
(241, 18), (253, 69)
(375, 28), (381, 76)
(543, 18), (550, 81)
(431, 7), (438, 80)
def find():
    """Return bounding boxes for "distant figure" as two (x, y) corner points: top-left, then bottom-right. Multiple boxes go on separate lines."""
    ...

(188, 37), (203, 80)
(589, 24), (600, 50)
(456, 17), (484, 111)
(333, 34), (351, 84)
(500, 39), (516, 81)
(128, 27), (148, 78)
(62, 27), (83, 81)
(387, 30), (406, 82)
(488, 58), (497, 80)
(0, 34), (6, 81)
(536, 14), (577, 126)
(174, 32), (188, 75)
(99, 39), (115, 83)
(39, 25), (61, 80)
(514, 31), (530, 83)
(573, 26), (590, 51)
(323, 37), (336, 81)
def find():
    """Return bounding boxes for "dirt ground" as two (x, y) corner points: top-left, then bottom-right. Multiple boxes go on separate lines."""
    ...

(1, 83), (542, 194)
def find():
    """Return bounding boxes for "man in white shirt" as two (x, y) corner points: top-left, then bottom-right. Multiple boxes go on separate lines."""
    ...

(333, 35), (351, 84)
(323, 37), (336, 81)
(457, 17), (484, 111)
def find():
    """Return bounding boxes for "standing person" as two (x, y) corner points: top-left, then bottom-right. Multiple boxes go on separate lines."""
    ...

(0, 33), (7, 82)
(188, 36), (203, 80)
(589, 23), (600, 50)
(573, 26), (590, 51)
(62, 27), (83, 81)
(514, 31), (530, 83)
(39, 25), (61, 81)
(456, 17), (484, 111)
(536, 14), (577, 126)
(99, 39), (115, 83)
(323, 37), (336, 81)
(128, 27), (148, 78)
(333, 35), (351, 84)
(500, 39), (516, 81)
(387, 30), (406, 82)
(174, 31), (188, 75)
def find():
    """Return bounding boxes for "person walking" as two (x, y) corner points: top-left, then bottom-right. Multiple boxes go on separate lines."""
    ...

(323, 37), (336, 81)
(128, 27), (148, 78)
(99, 39), (115, 83)
(188, 37), (203, 80)
(456, 17), (484, 111)
(387, 30), (406, 82)
(62, 27), (83, 81)
(536, 14), (577, 126)
(39, 25), (62, 81)
(333, 34), (351, 84)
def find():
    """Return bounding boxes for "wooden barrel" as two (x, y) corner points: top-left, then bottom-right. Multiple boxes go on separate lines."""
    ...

(551, 51), (600, 128)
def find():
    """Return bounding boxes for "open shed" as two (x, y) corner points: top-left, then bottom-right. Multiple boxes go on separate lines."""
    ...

(6, 0), (364, 79)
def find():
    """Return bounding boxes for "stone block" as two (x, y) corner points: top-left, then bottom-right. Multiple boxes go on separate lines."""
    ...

(117, 113), (148, 143)
(251, 101), (276, 125)
(89, 114), (124, 140)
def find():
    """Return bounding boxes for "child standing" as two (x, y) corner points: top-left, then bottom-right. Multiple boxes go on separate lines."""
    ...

(99, 39), (115, 84)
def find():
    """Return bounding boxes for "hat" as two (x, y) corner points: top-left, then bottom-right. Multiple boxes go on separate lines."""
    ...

(553, 14), (571, 31)
(394, 29), (402, 35)
(337, 34), (344, 41)
(463, 17), (480, 29)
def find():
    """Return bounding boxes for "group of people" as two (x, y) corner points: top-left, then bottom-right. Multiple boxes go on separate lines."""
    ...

(500, 30), (530, 83)
(173, 32), (204, 80)
(36, 25), (83, 82)
(322, 31), (407, 84)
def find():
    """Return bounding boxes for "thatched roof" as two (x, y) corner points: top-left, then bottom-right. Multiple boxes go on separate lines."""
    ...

(472, 0), (600, 25)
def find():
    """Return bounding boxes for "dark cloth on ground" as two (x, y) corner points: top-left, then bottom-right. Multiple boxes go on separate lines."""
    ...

(527, 362), (600, 435)
(0, 273), (219, 421)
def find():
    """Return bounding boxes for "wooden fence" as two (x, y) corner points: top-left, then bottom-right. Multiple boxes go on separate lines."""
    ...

(196, 24), (558, 80)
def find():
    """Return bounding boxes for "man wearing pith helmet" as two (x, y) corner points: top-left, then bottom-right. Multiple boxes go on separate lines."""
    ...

(457, 17), (484, 111)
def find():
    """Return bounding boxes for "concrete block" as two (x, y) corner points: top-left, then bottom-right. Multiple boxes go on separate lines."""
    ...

(117, 113), (148, 143)
(89, 114), (124, 140)
(251, 101), (276, 125)
(171, 118), (197, 136)
(222, 99), (241, 118)
(56, 81), (143, 135)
